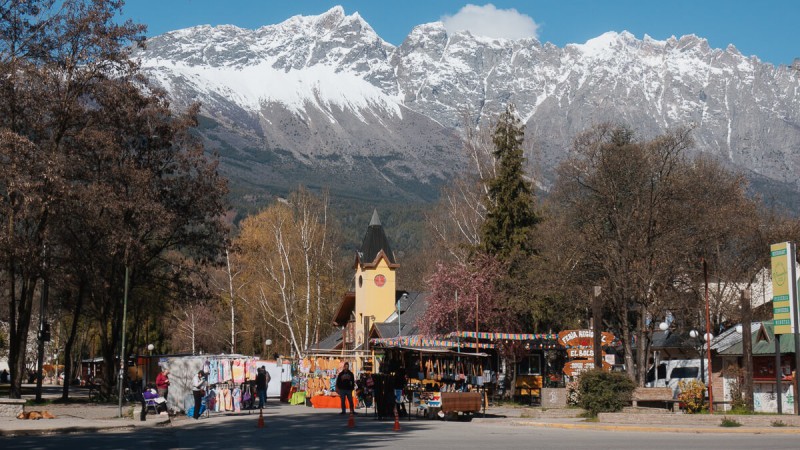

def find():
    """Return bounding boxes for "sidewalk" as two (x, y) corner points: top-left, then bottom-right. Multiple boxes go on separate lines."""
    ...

(0, 402), (173, 437)
(0, 383), (178, 437)
(508, 418), (800, 434)
(475, 405), (800, 434)
(3, 396), (800, 436)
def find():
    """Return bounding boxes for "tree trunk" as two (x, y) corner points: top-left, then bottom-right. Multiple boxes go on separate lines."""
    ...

(8, 277), (36, 399)
(621, 308), (636, 381)
(635, 307), (649, 387)
(225, 249), (236, 354)
(61, 279), (86, 400)
(510, 357), (518, 400)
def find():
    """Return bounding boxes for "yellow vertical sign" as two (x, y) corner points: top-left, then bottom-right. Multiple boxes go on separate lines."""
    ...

(771, 242), (794, 334)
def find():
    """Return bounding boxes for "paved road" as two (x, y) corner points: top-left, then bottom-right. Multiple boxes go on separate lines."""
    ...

(4, 404), (800, 450)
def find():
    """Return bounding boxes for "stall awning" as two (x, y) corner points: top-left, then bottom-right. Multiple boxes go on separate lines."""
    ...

(371, 335), (495, 349)
(447, 331), (558, 340)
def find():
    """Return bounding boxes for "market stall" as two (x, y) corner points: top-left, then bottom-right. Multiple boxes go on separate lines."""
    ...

(371, 336), (495, 419)
(156, 354), (290, 413)
(292, 356), (360, 409)
(373, 331), (586, 410)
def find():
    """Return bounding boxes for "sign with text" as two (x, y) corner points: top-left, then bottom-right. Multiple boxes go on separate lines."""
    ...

(771, 242), (797, 334)
(567, 348), (601, 359)
(557, 329), (615, 348)
(562, 359), (612, 377)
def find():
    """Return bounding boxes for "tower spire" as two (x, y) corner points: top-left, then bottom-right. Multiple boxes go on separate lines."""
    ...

(370, 208), (381, 226)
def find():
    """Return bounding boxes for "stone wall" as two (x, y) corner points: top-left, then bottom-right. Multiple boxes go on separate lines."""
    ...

(541, 388), (567, 408)
(598, 412), (800, 427)
(0, 399), (26, 417)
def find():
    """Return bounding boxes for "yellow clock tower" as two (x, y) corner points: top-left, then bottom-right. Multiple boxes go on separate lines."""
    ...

(353, 209), (399, 340)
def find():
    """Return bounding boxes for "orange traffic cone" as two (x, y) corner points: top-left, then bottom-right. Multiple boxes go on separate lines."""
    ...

(347, 413), (355, 428)
(257, 408), (264, 428)
(393, 406), (401, 431)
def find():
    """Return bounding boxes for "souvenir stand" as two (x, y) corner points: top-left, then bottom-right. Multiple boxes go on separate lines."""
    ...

(445, 331), (565, 405)
(171, 355), (262, 417)
(370, 330), (617, 414)
(291, 355), (360, 409)
(370, 335), (495, 420)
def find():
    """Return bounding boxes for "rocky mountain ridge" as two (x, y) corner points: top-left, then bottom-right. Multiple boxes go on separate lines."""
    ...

(136, 6), (800, 207)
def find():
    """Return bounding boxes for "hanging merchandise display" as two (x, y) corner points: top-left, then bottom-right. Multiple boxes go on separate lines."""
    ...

(289, 356), (360, 409)
(194, 355), (261, 415)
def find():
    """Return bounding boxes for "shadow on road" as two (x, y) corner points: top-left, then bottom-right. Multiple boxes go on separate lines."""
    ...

(4, 408), (438, 450)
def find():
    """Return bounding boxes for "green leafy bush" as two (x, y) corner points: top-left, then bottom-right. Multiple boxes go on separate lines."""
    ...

(577, 369), (635, 416)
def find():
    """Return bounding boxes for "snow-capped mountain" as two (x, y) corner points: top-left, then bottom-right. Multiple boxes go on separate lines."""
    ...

(136, 6), (800, 205)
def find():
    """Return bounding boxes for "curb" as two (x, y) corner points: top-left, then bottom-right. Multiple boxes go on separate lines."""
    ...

(0, 417), (172, 437)
(0, 424), (136, 437)
(511, 420), (800, 434)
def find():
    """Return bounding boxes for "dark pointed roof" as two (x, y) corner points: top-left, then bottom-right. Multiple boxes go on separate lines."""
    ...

(357, 209), (396, 265)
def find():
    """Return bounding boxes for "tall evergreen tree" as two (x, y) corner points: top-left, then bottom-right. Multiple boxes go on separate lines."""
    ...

(481, 104), (539, 258)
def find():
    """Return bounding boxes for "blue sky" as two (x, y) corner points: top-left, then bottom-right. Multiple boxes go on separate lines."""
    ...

(122, 0), (800, 66)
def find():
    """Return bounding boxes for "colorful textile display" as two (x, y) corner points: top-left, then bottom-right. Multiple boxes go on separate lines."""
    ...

(232, 360), (245, 384)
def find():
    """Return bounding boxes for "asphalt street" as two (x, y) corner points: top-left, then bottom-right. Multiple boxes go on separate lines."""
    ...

(3, 404), (800, 450)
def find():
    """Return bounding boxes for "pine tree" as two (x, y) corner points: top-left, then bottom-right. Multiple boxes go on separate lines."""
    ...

(481, 104), (539, 258)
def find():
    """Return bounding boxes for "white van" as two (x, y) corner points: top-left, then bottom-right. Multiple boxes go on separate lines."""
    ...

(645, 359), (708, 396)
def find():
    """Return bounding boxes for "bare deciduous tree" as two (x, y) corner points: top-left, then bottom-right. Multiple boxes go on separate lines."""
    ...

(550, 124), (772, 385)
(235, 189), (342, 358)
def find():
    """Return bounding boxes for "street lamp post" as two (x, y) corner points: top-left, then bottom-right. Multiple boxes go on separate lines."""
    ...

(264, 339), (272, 400)
(702, 259), (714, 413)
(690, 329), (714, 409)
(118, 266), (130, 419)
(689, 330), (705, 384)
(146, 344), (154, 387)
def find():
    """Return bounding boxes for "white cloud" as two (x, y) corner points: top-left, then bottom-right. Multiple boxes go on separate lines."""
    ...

(441, 4), (539, 40)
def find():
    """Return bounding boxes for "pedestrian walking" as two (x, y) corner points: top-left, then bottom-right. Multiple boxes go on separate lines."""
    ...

(256, 366), (270, 409)
(191, 370), (207, 420)
(337, 362), (356, 414)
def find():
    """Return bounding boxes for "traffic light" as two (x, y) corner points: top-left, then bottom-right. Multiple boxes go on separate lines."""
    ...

(41, 323), (51, 342)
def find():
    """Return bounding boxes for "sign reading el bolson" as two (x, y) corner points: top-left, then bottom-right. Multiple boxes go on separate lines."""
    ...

(771, 242), (797, 335)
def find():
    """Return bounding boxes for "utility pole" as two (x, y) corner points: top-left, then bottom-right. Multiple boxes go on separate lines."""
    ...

(741, 288), (754, 411)
(118, 266), (130, 418)
(703, 259), (714, 413)
(34, 277), (49, 403)
(791, 242), (800, 416)
(592, 286), (602, 369)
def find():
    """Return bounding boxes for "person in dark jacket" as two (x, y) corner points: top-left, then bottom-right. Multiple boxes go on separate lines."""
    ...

(256, 366), (270, 409)
(337, 362), (356, 414)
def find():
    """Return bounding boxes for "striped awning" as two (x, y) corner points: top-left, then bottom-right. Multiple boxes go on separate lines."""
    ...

(446, 331), (559, 340)
(370, 335), (495, 349)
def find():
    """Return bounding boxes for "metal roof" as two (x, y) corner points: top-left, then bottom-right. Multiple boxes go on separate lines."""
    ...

(718, 322), (796, 356)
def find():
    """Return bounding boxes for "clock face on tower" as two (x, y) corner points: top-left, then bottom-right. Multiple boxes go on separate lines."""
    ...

(374, 274), (386, 287)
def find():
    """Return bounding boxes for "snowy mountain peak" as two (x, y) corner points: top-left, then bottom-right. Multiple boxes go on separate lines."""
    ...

(136, 11), (800, 204)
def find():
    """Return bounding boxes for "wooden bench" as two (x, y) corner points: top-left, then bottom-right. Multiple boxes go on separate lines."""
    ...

(631, 387), (677, 410)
